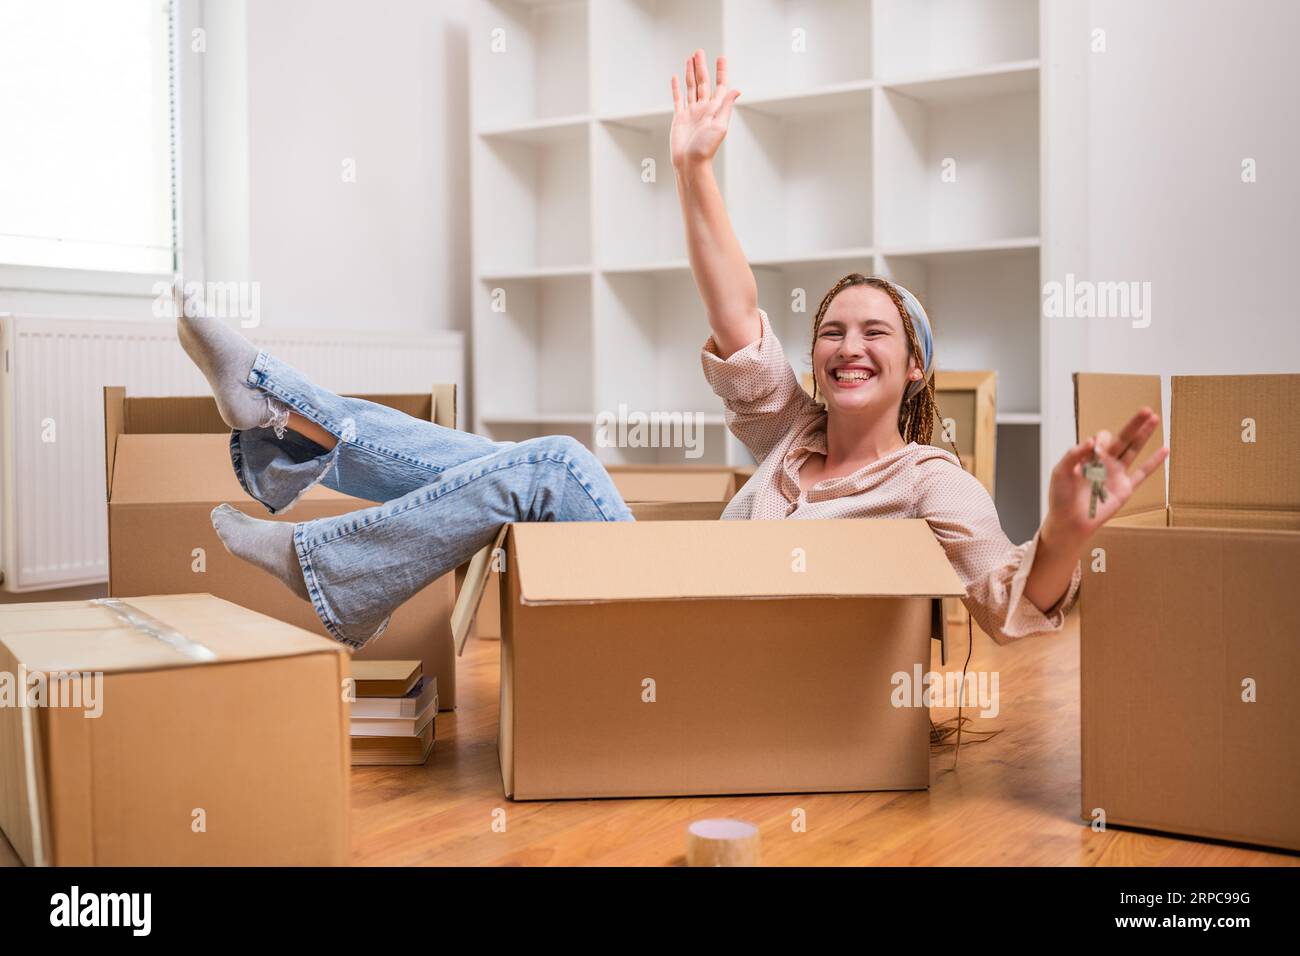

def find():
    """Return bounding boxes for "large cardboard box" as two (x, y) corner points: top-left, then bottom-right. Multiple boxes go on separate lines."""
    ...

(467, 464), (755, 640)
(0, 593), (350, 866)
(104, 387), (460, 708)
(453, 517), (965, 799)
(1075, 372), (1300, 852)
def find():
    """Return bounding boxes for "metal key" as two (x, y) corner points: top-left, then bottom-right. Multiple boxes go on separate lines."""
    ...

(1083, 452), (1108, 518)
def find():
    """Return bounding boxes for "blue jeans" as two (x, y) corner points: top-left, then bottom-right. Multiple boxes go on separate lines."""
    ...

(229, 350), (634, 649)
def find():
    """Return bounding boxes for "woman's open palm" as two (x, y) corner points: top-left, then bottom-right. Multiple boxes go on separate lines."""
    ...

(670, 49), (740, 169)
(1047, 406), (1170, 538)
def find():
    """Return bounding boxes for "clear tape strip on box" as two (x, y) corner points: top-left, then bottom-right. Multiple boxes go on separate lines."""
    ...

(91, 598), (218, 663)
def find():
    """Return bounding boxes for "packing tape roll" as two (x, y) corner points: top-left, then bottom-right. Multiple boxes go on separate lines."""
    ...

(686, 818), (760, 867)
(91, 598), (218, 663)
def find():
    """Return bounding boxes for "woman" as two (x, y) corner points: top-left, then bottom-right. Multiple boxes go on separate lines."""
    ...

(186, 51), (1165, 651)
(669, 50), (1167, 644)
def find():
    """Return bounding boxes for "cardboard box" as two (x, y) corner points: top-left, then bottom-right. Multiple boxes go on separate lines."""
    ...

(607, 464), (753, 503)
(0, 593), (350, 866)
(933, 371), (997, 629)
(452, 517), (965, 799)
(932, 370), (996, 493)
(103, 387), (460, 708)
(1075, 372), (1300, 852)
(466, 464), (754, 640)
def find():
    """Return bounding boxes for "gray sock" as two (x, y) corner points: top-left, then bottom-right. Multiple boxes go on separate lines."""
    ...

(211, 503), (310, 601)
(176, 286), (282, 432)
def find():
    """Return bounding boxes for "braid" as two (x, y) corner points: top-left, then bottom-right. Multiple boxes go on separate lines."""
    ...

(809, 273), (964, 468)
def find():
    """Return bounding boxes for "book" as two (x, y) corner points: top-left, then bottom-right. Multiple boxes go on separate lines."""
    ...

(351, 659), (421, 698)
(351, 718), (435, 767)
(350, 694), (438, 738)
(350, 675), (438, 719)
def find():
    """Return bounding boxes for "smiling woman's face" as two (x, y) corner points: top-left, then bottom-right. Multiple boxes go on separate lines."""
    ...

(812, 283), (918, 420)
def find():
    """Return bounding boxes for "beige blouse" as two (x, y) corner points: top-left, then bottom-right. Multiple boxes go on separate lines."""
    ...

(700, 308), (1081, 645)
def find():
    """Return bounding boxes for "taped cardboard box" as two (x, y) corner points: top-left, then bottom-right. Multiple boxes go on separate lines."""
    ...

(0, 594), (350, 866)
(466, 464), (755, 640)
(104, 387), (459, 708)
(452, 517), (965, 799)
(1075, 372), (1300, 852)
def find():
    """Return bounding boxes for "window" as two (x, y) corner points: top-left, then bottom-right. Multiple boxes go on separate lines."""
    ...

(0, 0), (177, 274)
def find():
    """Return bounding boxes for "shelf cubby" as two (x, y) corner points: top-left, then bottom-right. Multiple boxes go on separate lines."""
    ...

(473, 122), (590, 276)
(473, 274), (594, 425)
(729, 87), (872, 262)
(875, 67), (1039, 248)
(994, 421), (1039, 543)
(592, 0), (724, 119)
(873, 0), (1039, 80)
(724, 0), (873, 99)
(596, 270), (723, 414)
(877, 246), (1040, 416)
(471, 0), (590, 131)
(595, 112), (723, 270)
(595, 270), (731, 465)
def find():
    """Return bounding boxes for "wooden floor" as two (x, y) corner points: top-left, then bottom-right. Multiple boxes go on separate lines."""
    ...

(3, 608), (1295, 867)
(348, 611), (1298, 867)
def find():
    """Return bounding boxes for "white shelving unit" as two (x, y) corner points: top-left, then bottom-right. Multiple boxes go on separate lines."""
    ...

(470, 0), (1046, 540)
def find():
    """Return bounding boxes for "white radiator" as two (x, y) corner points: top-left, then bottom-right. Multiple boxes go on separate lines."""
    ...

(0, 314), (464, 592)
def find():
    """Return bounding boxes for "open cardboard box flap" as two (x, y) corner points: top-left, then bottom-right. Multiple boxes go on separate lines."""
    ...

(451, 525), (509, 653)
(1075, 371), (1300, 526)
(0, 593), (343, 675)
(513, 519), (965, 602)
(452, 518), (965, 655)
(1169, 374), (1300, 513)
(1073, 372), (1166, 519)
(110, 432), (355, 505)
(104, 385), (456, 502)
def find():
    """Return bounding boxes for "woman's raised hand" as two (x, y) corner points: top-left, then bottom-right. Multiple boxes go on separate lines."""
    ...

(670, 49), (741, 171)
(1045, 406), (1170, 542)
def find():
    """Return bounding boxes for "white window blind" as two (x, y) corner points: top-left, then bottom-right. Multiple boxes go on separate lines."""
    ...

(0, 0), (176, 274)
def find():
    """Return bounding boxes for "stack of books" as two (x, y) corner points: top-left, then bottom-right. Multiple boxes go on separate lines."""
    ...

(349, 660), (437, 766)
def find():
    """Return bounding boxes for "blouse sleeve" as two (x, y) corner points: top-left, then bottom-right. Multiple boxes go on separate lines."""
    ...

(700, 308), (821, 463)
(914, 455), (1082, 645)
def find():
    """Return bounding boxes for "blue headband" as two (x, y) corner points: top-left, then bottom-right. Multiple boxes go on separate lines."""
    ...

(890, 281), (933, 401)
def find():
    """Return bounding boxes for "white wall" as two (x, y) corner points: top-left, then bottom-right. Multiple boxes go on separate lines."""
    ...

(1042, 0), (1300, 477)
(0, 0), (472, 343)
(236, 0), (470, 338)
(6, 0), (1295, 473)
(198, 0), (248, 290)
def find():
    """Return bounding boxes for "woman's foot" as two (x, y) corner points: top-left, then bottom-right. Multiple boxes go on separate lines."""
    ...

(175, 283), (285, 432)
(210, 503), (310, 601)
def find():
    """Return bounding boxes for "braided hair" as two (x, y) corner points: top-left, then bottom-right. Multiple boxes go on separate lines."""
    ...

(808, 273), (962, 464)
